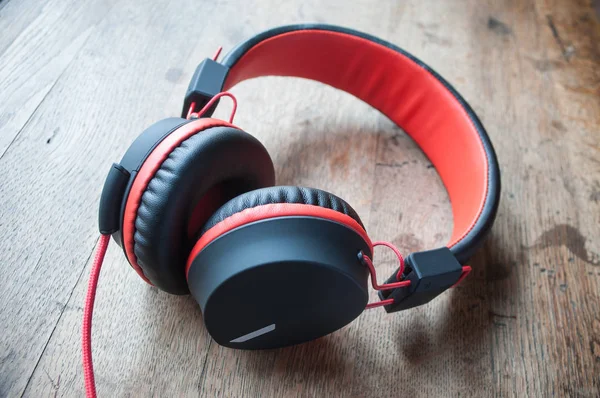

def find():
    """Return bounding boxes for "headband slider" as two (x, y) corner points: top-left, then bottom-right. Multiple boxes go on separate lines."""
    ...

(181, 58), (228, 118)
(98, 163), (130, 234)
(377, 248), (464, 313)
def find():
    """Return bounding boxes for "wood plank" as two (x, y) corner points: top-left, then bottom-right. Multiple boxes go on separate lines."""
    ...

(0, 0), (45, 56)
(468, 0), (600, 395)
(0, 0), (116, 158)
(0, 2), (120, 394)
(0, 0), (222, 395)
(0, 0), (598, 396)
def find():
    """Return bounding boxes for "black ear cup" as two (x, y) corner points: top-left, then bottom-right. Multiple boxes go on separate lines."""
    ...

(186, 186), (371, 349)
(124, 119), (275, 294)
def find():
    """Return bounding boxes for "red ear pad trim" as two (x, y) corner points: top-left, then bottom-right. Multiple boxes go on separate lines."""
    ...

(123, 118), (237, 283)
(185, 203), (372, 277)
(221, 26), (500, 264)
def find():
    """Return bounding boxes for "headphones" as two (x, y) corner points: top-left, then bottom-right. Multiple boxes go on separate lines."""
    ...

(97, 24), (500, 351)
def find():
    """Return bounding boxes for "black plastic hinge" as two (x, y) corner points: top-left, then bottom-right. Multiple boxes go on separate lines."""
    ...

(378, 247), (463, 313)
(181, 59), (229, 118)
(98, 163), (130, 234)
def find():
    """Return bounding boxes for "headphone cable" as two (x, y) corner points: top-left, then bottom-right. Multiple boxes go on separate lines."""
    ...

(82, 234), (110, 398)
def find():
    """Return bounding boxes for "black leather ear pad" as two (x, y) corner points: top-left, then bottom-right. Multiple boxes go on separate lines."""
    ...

(133, 126), (275, 295)
(199, 186), (365, 236)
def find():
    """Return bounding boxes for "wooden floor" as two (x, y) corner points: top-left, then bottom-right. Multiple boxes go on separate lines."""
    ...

(1, 0), (599, 396)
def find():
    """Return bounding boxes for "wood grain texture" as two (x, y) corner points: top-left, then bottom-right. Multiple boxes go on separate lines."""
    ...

(0, 0), (117, 158)
(0, 0), (598, 396)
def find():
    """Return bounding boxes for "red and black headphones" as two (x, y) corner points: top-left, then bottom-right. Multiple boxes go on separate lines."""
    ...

(85, 23), (500, 396)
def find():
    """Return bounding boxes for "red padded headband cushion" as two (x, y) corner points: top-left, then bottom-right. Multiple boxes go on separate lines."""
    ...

(222, 28), (494, 257)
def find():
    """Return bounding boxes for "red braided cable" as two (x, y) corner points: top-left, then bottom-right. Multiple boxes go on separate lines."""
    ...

(372, 241), (405, 279)
(82, 234), (110, 398)
(186, 92), (238, 123)
(212, 46), (223, 61)
(362, 241), (410, 309)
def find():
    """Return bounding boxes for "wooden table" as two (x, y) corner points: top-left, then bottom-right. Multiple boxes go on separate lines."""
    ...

(1, 0), (599, 396)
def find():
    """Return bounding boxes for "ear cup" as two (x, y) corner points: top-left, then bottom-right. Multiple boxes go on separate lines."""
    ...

(122, 118), (275, 295)
(185, 186), (372, 349)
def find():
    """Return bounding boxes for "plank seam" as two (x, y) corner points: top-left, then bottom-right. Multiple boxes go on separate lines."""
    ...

(196, 340), (213, 394)
(0, 0), (121, 161)
(0, 70), (63, 161)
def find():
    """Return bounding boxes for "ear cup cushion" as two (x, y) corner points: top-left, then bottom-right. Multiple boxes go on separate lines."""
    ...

(200, 186), (364, 236)
(124, 120), (275, 295)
